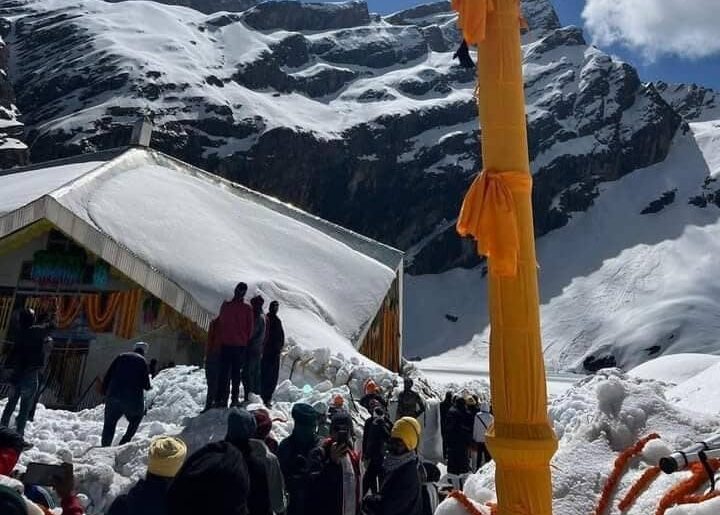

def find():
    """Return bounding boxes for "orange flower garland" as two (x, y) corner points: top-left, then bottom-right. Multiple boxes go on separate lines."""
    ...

(594, 433), (661, 515)
(56, 295), (82, 329)
(618, 466), (661, 512)
(115, 289), (143, 339)
(84, 293), (121, 332)
(656, 459), (720, 515)
(447, 490), (488, 515)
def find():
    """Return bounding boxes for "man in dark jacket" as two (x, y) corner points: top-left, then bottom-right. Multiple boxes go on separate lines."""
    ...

(243, 296), (266, 402)
(107, 436), (187, 515)
(101, 342), (152, 446)
(217, 282), (254, 407)
(260, 301), (284, 407)
(1, 309), (50, 436)
(439, 392), (453, 461)
(445, 397), (472, 475)
(362, 402), (392, 495)
(277, 403), (320, 515)
(396, 378), (425, 421)
(364, 417), (424, 515)
(308, 411), (361, 515)
(167, 440), (249, 515)
(225, 407), (286, 515)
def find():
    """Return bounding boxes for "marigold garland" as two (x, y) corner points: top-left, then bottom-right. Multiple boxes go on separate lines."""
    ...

(594, 433), (661, 515)
(84, 293), (121, 332)
(656, 459), (720, 515)
(56, 295), (82, 329)
(618, 466), (661, 512)
(115, 289), (143, 339)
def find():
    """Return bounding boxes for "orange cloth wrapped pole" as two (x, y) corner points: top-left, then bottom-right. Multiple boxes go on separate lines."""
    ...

(453, 0), (558, 513)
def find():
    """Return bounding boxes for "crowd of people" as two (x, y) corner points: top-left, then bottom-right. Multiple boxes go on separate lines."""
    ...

(0, 282), (496, 514)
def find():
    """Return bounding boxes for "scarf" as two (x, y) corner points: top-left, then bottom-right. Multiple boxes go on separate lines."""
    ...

(383, 451), (417, 476)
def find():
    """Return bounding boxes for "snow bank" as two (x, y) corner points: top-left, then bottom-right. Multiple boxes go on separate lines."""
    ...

(629, 354), (720, 384)
(435, 369), (720, 515)
(667, 361), (720, 415)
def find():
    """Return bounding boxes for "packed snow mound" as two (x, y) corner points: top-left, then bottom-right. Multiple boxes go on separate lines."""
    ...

(666, 361), (720, 416)
(629, 354), (720, 384)
(437, 369), (720, 515)
(413, 121), (720, 372)
(4, 344), (399, 514)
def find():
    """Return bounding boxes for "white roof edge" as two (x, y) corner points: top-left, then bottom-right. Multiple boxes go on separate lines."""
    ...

(0, 195), (215, 333)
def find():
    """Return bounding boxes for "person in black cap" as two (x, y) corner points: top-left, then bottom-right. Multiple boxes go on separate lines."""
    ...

(167, 441), (249, 515)
(307, 411), (361, 515)
(277, 403), (320, 515)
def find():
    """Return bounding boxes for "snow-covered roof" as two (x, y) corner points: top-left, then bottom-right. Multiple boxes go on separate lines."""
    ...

(0, 147), (402, 356)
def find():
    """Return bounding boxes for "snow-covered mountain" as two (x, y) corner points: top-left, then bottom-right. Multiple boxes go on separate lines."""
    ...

(0, 0), (718, 372)
(0, 0), (681, 270)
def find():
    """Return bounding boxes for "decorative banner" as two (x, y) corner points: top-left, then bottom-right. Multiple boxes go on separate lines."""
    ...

(115, 289), (143, 339)
(31, 250), (85, 285)
(92, 262), (110, 288)
(57, 296), (83, 330)
(84, 293), (121, 333)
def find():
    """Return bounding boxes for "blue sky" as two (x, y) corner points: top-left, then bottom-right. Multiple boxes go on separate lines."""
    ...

(356, 0), (720, 89)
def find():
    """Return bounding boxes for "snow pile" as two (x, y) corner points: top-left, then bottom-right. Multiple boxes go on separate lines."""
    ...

(0, 340), (399, 514)
(629, 354), (720, 385)
(436, 369), (720, 515)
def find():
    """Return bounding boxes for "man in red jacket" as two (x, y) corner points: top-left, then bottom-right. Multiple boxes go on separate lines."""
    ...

(216, 282), (254, 407)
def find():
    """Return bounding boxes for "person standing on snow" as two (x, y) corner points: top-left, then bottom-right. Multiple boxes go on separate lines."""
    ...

(277, 403), (321, 515)
(101, 342), (152, 446)
(107, 436), (187, 515)
(439, 391), (453, 461)
(445, 396), (472, 475)
(225, 408), (287, 515)
(307, 411), (361, 515)
(396, 378), (426, 421)
(261, 301), (284, 407)
(243, 295), (266, 403)
(252, 408), (280, 454)
(0, 309), (50, 437)
(362, 401), (392, 495)
(363, 417), (424, 515)
(360, 379), (387, 411)
(217, 282), (254, 408)
(202, 319), (222, 411)
(472, 401), (494, 471)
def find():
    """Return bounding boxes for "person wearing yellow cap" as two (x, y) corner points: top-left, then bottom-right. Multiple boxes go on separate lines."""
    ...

(363, 417), (424, 515)
(107, 436), (187, 515)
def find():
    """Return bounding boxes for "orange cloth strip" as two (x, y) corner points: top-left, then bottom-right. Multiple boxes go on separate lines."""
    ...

(456, 169), (531, 277)
(452, 0), (526, 44)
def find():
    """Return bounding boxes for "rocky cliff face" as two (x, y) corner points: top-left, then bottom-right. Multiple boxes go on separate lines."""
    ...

(0, 0), (683, 275)
(105, 0), (261, 14)
(0, 17), (27, 168)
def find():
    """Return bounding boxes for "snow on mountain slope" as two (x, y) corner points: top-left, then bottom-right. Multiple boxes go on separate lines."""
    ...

(410, 121), (720, 372)
(0, 0), (681, 276)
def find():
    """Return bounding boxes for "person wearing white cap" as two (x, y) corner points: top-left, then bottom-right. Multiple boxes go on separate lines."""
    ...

(100, 342), (152, 446)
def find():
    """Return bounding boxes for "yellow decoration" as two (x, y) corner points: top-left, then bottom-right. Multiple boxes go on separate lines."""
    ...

(453, 0), (558, 514)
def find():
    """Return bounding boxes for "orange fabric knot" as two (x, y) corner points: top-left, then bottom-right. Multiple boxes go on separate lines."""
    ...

(456, 169), (532, 277)
(451, 0), (495, 44)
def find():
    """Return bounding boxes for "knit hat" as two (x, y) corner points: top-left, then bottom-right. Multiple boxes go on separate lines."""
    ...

(331, 394), (344, 408)
(133, 341), (149, 353)
(391, 417), (422, 451)
(0, 485), (26, 515)
(147, 436), (187, 478)
(364, 379), (379, 395)
(226, 408), (257, 443)
(167, 441), (249, 515)
(292, 403), (318, 427)
(252, 409), (272, 440)
(330, 411), (353, 433)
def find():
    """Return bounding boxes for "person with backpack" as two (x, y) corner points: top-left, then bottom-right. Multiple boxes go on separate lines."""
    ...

(277, 403), (320, 515)
(101, 342), (152, 446)
(1, 309), (51, 437)
(107, 436), (187, 515)
(362, 401), (392, 495)
(472, 401), (494, 471)
(261, 301), (285, 407)
(216, 282), (254, 408)
(243, 296), (266, 402)
(307, 411), (361, 515)
(363, 417), (424, 515)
